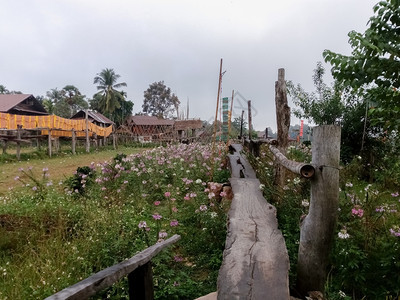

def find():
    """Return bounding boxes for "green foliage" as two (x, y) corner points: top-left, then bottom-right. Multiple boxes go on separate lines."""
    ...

(323, 0), (400, 130)
(249, 141), (400, 298)
(142, 81), (180, 119)
(287, 62), (345, 125)
(45, 86), (88, 118)
(64, 166), (96, 197)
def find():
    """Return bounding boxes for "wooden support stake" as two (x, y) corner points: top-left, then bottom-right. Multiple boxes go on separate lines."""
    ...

(48, 129), (52, 157)
(16, 125), (22, 161)
(128, 262), (154, 300)
(72, 129), (76, 155)
(239, 110), (244, 139)
(85, 109), (90, 153)
(2, 140), (7, 154)
(248, 100), (252, 140)
(296, 125), (341, 296)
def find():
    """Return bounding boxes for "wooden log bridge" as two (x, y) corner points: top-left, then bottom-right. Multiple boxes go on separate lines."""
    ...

(217, 144), (290, 299)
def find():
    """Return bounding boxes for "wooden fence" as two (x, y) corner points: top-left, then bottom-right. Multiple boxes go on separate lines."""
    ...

(242, 68), (341, 297)
(45, 234), (180, 300)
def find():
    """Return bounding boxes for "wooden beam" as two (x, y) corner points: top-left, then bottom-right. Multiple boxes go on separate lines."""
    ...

(269, 145), (315, 178)
(45, 235), (180, 300)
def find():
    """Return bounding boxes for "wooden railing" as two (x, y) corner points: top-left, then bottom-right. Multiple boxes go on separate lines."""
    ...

(45, 234), (180, 300)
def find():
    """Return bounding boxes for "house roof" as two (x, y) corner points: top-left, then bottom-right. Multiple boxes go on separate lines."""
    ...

(71, 110), (114, 125)
(0, 94), (48, 115)
(127, 115), (174, 126)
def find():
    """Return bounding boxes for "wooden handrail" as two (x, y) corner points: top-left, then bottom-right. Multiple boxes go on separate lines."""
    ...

(269, 145), (315, 178)
(45, 234), (180, 300)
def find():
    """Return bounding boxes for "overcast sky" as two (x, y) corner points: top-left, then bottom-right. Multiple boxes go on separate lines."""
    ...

(0, 0), (378, 131)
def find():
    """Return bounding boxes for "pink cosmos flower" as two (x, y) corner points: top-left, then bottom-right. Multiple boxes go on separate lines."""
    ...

(138, 221), (147, 228)
(164, 192), (171, 197)
(351, 207), (364, 218)
(154, 201), (161, 206)
(170, 220), (179, 227)
(152, 213), (162, 220)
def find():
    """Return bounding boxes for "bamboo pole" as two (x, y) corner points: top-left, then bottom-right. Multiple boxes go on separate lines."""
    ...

(210, 58), (223, 180)
(228, 89), (234, 138)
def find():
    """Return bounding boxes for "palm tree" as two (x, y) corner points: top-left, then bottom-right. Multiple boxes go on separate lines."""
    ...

(0, 85), (9, 94)
(93, 68), (127, 115)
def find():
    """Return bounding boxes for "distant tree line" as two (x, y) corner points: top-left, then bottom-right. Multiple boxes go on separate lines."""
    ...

(1, 70), (181, 127)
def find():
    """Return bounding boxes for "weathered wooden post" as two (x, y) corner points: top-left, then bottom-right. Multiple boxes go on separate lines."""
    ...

(48, 129), (52, 157)
(239, 110), (244, 139)
(296, 125), (341, 296)
(1, 140), (7, 154)
(85, 109), (90, 153)
(247, 100), (252, 140)
(16, 125), (22, 161)
(274, 68), (290, 192)
(72, 129), (76, 155)
(128, 262), (154, 300)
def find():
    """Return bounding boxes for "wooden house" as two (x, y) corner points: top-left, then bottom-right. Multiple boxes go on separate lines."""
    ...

(174, 119), (203, 140)
(125, 115), (175, 142)
(0, 94), (48, 115)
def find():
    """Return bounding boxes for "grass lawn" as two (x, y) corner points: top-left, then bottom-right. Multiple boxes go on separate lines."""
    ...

(0, 146), (143, 196)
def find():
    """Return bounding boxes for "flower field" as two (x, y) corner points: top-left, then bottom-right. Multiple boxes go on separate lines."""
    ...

(0, 143), (230, 299)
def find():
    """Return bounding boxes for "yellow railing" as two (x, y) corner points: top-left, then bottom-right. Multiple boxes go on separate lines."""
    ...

(0, 113), (113, 137)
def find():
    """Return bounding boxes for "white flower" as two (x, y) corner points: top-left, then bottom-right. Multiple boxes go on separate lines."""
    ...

(301, 200), (309, 207)
(338, 229), (350, 239)
(259, 184), (265, 190)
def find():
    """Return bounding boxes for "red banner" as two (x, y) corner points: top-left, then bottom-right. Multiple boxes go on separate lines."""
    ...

(300, 120), (304, 137)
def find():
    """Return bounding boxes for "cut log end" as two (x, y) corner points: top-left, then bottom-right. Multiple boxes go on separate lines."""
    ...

(300, 165), (315, 178)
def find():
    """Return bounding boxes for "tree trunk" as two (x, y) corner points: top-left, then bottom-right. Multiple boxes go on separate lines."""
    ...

(296, 125), (341, 296)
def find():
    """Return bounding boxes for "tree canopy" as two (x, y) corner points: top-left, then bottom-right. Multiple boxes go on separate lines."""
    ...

(45, 86), (88, 118)
(142, 81), (180, 118)
(287, 62), (344, 125)
(323, 0), (400, 130)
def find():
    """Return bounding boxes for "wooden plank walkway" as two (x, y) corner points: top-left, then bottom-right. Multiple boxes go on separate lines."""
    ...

(217, 144), (290, 299)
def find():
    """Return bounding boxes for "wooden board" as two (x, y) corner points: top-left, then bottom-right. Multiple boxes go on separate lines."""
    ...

(217, 180), (290, 299)
(228, 144), (257, 179)
(45, 235), (180, 300)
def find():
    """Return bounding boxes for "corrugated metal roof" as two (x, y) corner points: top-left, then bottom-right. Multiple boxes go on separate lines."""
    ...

(0, 94), (32, 112)
(88, 111), (114, 125)
(70, 110), (114, 125)
(127, 115), (174, 126)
